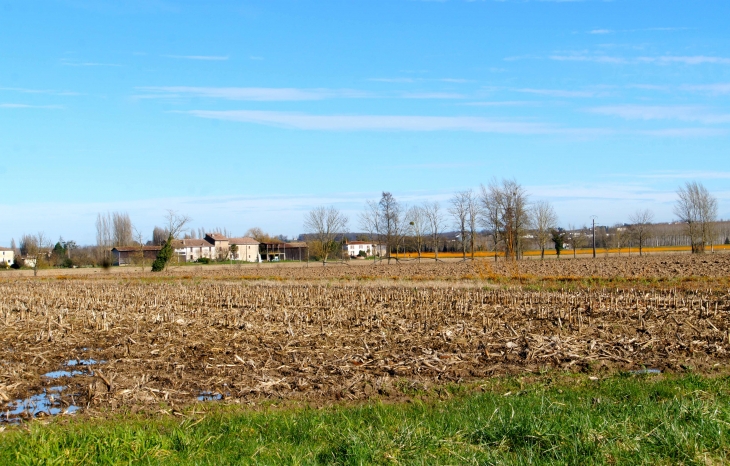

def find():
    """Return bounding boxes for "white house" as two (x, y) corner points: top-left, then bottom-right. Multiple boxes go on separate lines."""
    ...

(0, 247), (14, 266)
(174, 239), (217, 262)
(343, 241), (386, 258)
(173, 234), (261, 262)
(228, 237), (260, 262)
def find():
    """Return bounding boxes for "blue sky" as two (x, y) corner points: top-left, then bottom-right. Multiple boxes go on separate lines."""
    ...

(2, 0), (729, 244)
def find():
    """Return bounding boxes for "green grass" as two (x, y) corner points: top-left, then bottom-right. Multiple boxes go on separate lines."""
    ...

(2, 372), (729, 465)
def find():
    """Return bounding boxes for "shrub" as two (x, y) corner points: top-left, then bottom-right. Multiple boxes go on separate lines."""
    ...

(357, 250), (368, 257)
(11, 257), (24, 269)
(196, 257), (211, 264)
(151, 237), (174, 272)
(61, 258), (74, 268)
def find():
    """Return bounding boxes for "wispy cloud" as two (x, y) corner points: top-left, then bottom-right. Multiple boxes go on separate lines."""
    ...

(0, 103), (63, 109)
(400, 92), (465, 99)
(179, 109), (610, 136)
(0, 87), (80, 96)
(515, 88), (602, 98)
(636, 128), (728, 137)
(544, 53), (730, 66)
(368, 77), (473, 84)
(637, 55), (730, 65)
(164, 55), (229, 61)
(587, 105), (730, 124)
(462, 101), (536, 107)
(60, 58), (122, 67)
(135, 86), (372, 101)
(682, 83), (730, 94)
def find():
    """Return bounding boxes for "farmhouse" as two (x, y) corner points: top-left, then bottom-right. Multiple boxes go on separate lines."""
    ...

(173, 239), (217, 262)
(173, 234), (261, 263)
(343, 240), (386, 258)
(111, 246), (162, 266)
(0, 247), (14, 266)
(228, 237), (260, 262)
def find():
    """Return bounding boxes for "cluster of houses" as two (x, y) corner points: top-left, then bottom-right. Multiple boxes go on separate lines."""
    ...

(0, 235), (387, 268)
(111, 233), (312, 266)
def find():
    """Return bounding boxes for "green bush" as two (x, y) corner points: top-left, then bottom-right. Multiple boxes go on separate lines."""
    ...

(151, 237), (174, 272)
(61, 258), (74, 268)
(195, 257), (211, 264)
(357, 250), (368, 257)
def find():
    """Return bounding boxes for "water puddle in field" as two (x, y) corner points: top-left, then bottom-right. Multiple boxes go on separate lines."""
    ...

(197, 391), (224, 401)
(1, 387), (80, 424)
(1, 358), (104, 424)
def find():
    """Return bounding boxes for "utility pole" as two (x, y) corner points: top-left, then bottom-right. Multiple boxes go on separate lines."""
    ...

(592, 218), (596, 258)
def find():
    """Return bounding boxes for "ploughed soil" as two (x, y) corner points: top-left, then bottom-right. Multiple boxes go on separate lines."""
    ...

(1, 254), (729, 422)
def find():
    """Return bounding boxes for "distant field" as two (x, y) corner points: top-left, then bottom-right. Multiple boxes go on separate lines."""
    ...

(398, 244), (730, 259)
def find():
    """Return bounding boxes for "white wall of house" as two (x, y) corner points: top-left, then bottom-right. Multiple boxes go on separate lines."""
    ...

(175, 244), (216, 262)
(230, 243), (259, 262)
(344, 242), (385, 257)
(0, 249), (14, 265)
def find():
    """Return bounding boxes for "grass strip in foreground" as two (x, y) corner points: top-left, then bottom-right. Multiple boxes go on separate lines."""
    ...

(1, 372), (729, 465)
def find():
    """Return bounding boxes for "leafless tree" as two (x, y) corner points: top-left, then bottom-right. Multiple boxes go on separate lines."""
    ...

(20, 232), (51, 276)
(532, 200), (558, 260)
(628, 209), (654, 256)
(449, 191), (470, 260)
(465, 189), (480, 260)
(112, 212), (133, 247)
(360, 192), (405, 263)
(95, 213), (113, 260)
(423, 201), (445, 261)
(480, 179), (530, 260)
(245, 227), (274, 243)
(612, 224), (626, 255)
(406, 205), (428, 262)
(303, 206), (348, 265)
(674, 181), (718, 253)
(565, 224), (587, 258)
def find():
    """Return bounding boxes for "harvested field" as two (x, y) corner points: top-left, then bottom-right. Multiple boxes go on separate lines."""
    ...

(2, 263), (730, 423)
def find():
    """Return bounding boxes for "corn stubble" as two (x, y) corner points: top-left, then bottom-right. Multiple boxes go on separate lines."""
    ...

(1, 256), (729, 419)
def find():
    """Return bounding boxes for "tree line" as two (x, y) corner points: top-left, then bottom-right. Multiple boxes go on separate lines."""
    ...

(303, 179), (724, 263)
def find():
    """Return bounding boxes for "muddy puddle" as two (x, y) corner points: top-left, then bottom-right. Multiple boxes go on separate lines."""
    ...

(1, 359), (103, 424)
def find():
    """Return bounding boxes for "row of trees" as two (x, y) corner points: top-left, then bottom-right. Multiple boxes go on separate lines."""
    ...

(303, 180), (722, 262)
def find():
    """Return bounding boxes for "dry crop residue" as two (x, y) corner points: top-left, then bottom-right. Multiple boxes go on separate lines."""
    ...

(1, 268), (729, 421)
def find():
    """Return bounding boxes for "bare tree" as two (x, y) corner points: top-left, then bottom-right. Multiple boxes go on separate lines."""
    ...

(465, 190), (480, 260)
(449, 191), (470, 260)
(20, 232), (51, 276)
(245, 227), (274, 243)
(628, 209), (654, 256)
(612, 224), (626, 255)
(532, 200), (558, 260)
(406, 205), (428, 261)
(151, 210), (191, 272)
(303, 206), (348, 265)
(423, 201), (445, 261)
(567, 224), (588, 258)
(480, 179), (530, 260)
(95, 213), (113, 260)
(112, 212), (133, 247)
(674, 181), (718, 254)
(360, 192), (405, 264)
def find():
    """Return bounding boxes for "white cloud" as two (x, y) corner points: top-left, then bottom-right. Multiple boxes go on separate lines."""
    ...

(589, 29), (613, 35)
(515, 88), (600, 98)
(549, 54), (627, 64)
(587, 105), (730, 124)
(0, 87), (80, 96)
(164, 55), (229, 61)
(682, 83), (730, 94)
(637, 55), (730, 65)
(179, 109), (619, 138)
(135, 86), (372, 101)
(636, 128), (728, 137)
(400, 92), (466, 99)
(461, 101), (536, 106)
(0, 103), (63, 109)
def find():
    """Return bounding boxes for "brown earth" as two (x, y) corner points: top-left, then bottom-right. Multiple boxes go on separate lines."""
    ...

(1, 254), (729, 423)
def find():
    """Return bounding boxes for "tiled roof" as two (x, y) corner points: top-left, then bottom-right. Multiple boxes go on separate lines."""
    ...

(206, 233), (227, 240)
(228, 237), (259, 245)
(174, 239), (213, 248)
(0, 247), (13, 251)
(284, 242), (308, 248)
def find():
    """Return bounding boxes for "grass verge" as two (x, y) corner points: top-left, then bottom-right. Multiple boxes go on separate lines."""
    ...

(1, 372), (729, 465)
